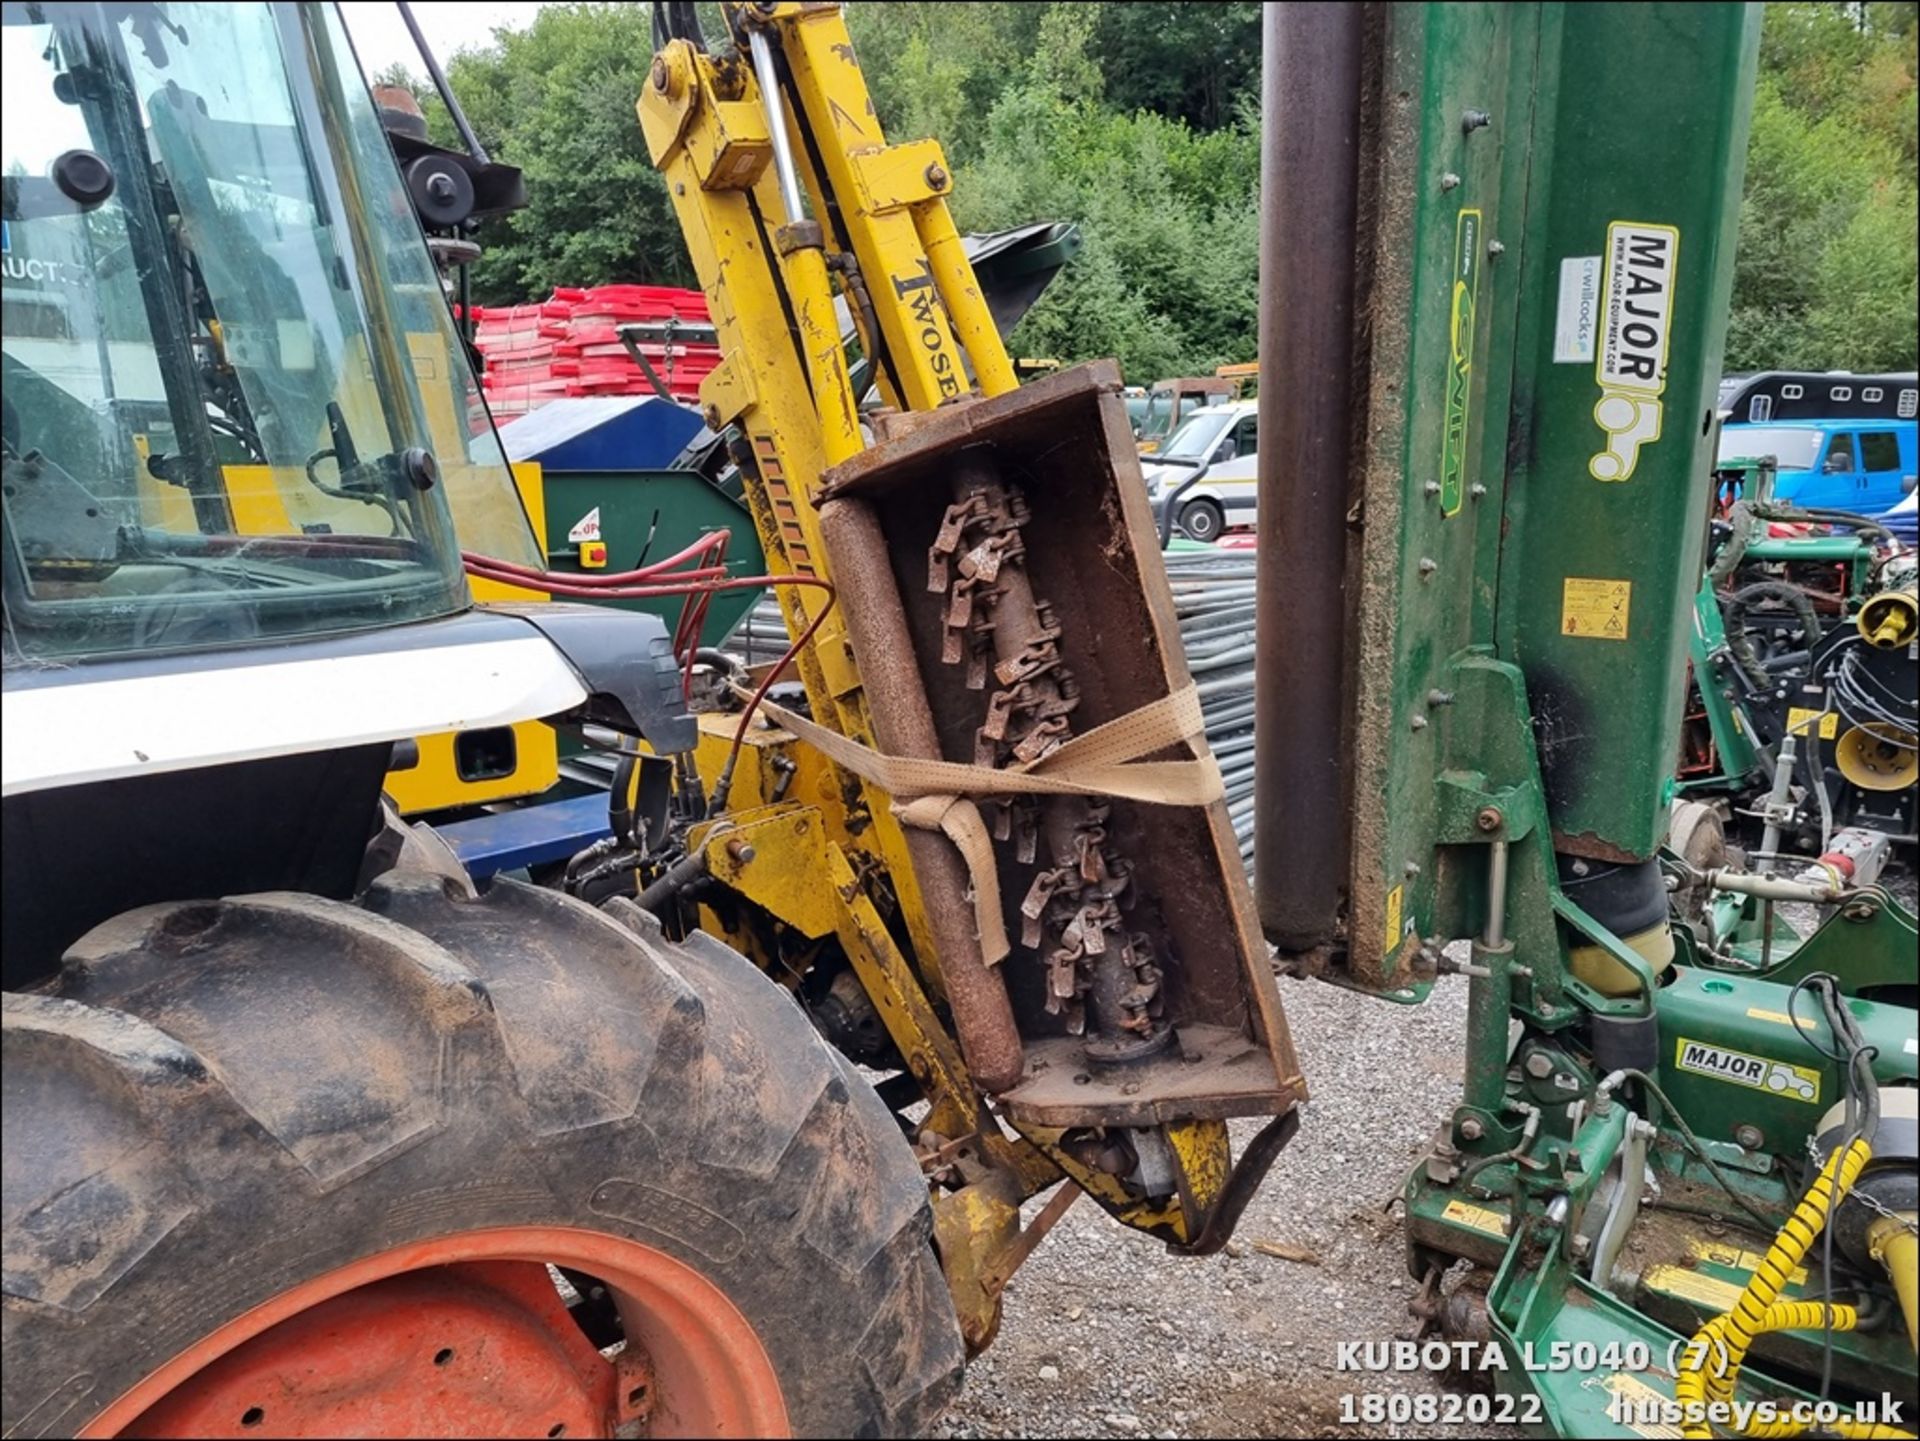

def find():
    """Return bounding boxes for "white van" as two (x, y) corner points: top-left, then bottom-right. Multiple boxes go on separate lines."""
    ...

(1139, 400), (1258, 541)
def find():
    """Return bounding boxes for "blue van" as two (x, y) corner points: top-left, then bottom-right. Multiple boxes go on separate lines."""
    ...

(1716, 371), (1918, 513)
(1716, 419), (1918, 512)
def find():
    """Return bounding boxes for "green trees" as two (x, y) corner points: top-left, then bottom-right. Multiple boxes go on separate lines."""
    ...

(949, 83), (1259, 381)
(1726, 3), (1917, 372)
(849, 1), (1263, 382)
(418, 2), (1915, 380)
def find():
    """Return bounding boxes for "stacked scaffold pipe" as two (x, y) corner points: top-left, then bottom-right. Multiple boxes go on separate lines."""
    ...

(1161, 545), (1259, 871)
(729, 540), (1262, 874)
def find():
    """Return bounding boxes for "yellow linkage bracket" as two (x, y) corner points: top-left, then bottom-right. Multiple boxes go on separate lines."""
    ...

(637, 20), (925, 959)
(634, 4), (1027, 990)
(734, 0), (1017, 416)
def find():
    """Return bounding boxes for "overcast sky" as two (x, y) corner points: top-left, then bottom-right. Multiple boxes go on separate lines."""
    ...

(337, 2), (547, 81)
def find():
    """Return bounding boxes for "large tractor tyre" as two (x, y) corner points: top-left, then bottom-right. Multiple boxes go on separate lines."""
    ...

(2, 874), (962, 1439)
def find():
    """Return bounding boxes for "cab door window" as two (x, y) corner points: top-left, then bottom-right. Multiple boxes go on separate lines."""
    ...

(1859, 431), (1900, 474)
(1858, 430), (1905, 508)
(1216, 415), (1258, 464)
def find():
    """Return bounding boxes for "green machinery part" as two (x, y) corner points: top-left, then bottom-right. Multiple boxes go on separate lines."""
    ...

(1261, 0), (1765, 996)
(1256, 3), (1919, 1436)
(1394, 897), (1920, 1434)
(1683, 574), (1765, 792)
(536, 468), (766, 645)
(1680, 497), (1880, 799)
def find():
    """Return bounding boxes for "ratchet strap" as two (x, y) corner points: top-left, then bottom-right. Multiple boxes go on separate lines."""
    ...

(748, 682), (1221, 964)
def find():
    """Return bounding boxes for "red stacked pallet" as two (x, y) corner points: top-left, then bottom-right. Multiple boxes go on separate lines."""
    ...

(470, 285), (719, 419)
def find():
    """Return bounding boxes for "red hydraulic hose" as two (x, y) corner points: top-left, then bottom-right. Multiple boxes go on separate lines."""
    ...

(460, 531), (730, 586)
(462, 547), (835, 812)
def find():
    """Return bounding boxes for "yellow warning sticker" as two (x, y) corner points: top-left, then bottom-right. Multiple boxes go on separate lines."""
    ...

(1561, 577), (1632, 640)
(1686, 1238), (1808, 1286)
(1384, 884), (1404, 955)
(1441, 1199), (1508, 1237)
(1590, 1373), (1683, 1440)
(1745, 1006), (1817, 1031)
(1644, 1264), (1746, 1311)
(1786, 707), (1840, 740)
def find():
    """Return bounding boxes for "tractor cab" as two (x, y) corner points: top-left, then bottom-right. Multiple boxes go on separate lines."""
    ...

(1, 1), (548, 676)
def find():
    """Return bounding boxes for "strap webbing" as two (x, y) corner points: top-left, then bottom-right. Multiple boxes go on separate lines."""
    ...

(747, 683), (1221, 963)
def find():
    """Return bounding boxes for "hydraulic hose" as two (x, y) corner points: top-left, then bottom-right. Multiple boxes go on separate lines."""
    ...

(1151, 455), (1212, 549)
(1457, 1100), (1540, 1192)
(608, 752), (638, 845)
(1712, 1138), (1870, 1404)
(635, 848), (710, 914)
(691, 646), (747, 681)
(1672, 1136), (1874, 1438)
(1680, 1296), (1863, 1406)
(462, 543), (838, 805)
(1724, 581), (1822, 688)
(1748, 501), (1895, 551)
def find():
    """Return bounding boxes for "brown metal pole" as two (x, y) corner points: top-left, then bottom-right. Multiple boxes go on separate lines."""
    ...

(817, 497), (1026, 1093)
(1255, 2), (1363, 953)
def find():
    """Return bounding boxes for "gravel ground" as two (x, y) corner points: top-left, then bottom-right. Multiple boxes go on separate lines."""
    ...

(937, 869), (1918, 1440)
(938, 972), (1472, 1441)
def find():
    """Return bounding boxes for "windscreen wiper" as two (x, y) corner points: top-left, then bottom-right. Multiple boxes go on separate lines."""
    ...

(303, 403), (440, 536)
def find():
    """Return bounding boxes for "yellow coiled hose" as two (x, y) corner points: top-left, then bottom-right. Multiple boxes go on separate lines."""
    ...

(1741, 1418), (1914, 1440)
(1672, 1137), (1909, 1439)
(1707, 1139), (1869, 1404)
(1681, 1300), (1859, 1408)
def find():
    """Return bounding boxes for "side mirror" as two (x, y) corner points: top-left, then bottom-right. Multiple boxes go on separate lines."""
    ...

(1903, 474), (1917, 495)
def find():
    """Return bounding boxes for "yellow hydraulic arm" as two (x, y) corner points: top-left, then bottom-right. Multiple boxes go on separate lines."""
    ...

(638, 2), (1305, 1348)
(637, 2), (1024, 1096)
(638, 5), (1080, 1350)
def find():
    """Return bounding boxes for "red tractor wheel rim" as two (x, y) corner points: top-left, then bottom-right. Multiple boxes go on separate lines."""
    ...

(80, 1226), (788, 1439)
